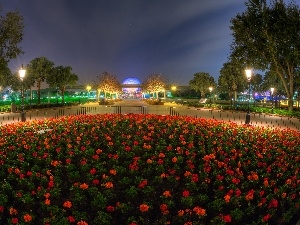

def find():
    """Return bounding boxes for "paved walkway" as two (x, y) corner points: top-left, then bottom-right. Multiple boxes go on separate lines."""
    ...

(0, 99), (299, 131)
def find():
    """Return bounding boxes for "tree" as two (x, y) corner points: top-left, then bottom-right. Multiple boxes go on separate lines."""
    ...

(142, 73), (167, 99)
(260, 70), (285, 107)
(189, 72), (216, 98)
(230, 0), (300, 111)
(0, 6), (24, 87)
(46, 66), (78, 104)
(0, 7), (24, 62)
(27, 57), (54, 104)
(218, 62), (246, 106)
(96, 72), (122, 98)
(0, 63), (13, 88)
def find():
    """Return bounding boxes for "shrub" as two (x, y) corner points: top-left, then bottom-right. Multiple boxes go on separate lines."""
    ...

(0, 114), (299, 224)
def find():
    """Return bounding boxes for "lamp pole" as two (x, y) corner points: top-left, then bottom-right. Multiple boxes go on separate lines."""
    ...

(19, 65), (26, 122)
(270, 87), (274, 114)
(245, 69), (252, 124)
(209, 86), (213, 107)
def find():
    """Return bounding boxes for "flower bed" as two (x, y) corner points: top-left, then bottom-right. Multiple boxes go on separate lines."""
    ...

(0, 114), (300, 224)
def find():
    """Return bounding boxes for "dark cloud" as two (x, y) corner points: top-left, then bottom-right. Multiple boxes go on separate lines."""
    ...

(4, 0), (245, 85)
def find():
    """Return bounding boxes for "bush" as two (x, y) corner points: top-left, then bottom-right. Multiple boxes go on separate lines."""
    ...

(0, 114), (299, 224)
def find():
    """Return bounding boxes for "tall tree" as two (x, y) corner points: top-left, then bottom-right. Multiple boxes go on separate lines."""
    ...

(0, 63), (13, 88)
(142, 73), (167, 98)
(189, 72), (216, 98)
(230, 0), (300, 111)
(46, 66), (78, 104)
(0, 6), (24, 87)
(218, 62), (246, 107)
(0, 7), (24, 62)
(96, 72), (122, 98)
(27, 57), (54, 104)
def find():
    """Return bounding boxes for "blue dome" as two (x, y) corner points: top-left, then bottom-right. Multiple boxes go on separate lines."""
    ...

(122, 77), (141, 85)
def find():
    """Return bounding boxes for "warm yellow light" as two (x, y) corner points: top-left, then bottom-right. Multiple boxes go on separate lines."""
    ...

(19, 65), (26, 81)
(209, 86), (213, 92)
(86, 85), (91, 92)
(270, 87), (275, 94)
(245, 69), (252, 81)
(171, 86), (177, 91)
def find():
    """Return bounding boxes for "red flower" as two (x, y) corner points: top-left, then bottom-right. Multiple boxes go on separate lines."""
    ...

(139, 204), (149, 212)
(67, 216), (75, 223)
(48, 180), (54, 188)
(92, 179), (100, 185)
(191, 174), (199, 182)
(90, 168), (97, 175)
(182, 190), (190, 197)
(107, 205), (115, 212)
(222, 214), (232, 223)
(138, 180), (148, 188)
(63, 200), (72, 208)
(268, 198), (278, 208)
(23, 214), (32, 222)
(12, 218), (18, 224)
(263, 214), (271, 222)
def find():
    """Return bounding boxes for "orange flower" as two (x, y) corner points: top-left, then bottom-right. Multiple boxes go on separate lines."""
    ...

(193, 206), (206, 216)
(23, 214), (32, 222)
(245, 189), (254, 201)
(45, 199), (51, 205)
(44, 193), (50, 199)
(163, 190), (171, 197)
(178, 210), (185, 217)
(172, 157), (177, 163)
(80, 183), (89, 189)
(77, 220), (88, 225)
(224, 194), (231, 203)
(159, 152), (165, 158)
(139, 204), (149, 212)
(9, 208), (18, 215)
(63, 200), (72, 208)
(105, 182), (113, 188)
(286, 179), (292, 185)
(14, 168), (20, 174)
(109, 169), (117, 175)
(160, 173), (167, 178)
(96, 149), (103, 154)
(51, 160), (60, 167)
(146, 159), (153, 163)
(184, 171), (192, 177)
(160, 204), (168, 212)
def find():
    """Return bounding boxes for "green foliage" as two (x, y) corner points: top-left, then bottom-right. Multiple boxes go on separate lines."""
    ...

(189, 72), (216, 98)
(230, 0), (300, 111)
(0, 8), (24, 63)
(0, 114), (300, 224)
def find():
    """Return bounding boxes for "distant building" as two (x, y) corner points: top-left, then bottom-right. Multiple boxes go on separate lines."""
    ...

(122, 77), (142, 93)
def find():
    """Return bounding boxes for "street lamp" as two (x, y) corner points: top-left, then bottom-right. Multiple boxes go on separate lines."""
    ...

(209, 86), (213, 107)
(245, 69), (252, 124)
(270, 87), (275, 114)
(86, 85), (91, 96)
(19, 65), (26, 122)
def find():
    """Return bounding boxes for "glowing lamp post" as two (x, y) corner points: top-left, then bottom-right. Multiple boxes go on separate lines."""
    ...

(270, 87), (275, 114)
(209, 86), (213, 107)
(245, 69), (252, 124)
(86, 85), (91, 102)
(19, 65), (26, 122)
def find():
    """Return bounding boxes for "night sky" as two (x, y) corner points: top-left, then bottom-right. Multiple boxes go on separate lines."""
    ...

(4, 1), (245, 86)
